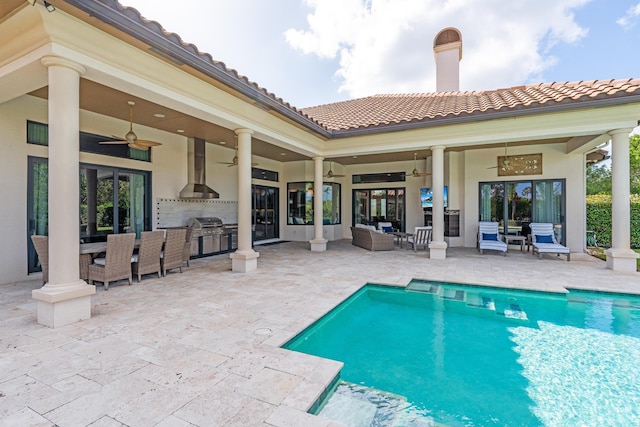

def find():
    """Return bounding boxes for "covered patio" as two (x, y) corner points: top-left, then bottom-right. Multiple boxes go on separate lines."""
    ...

(1, 241), (639, 425)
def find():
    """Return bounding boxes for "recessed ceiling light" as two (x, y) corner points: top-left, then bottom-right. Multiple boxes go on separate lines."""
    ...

(153, 113), (165, 118)
(176, 129), (185, 133)
(219, 141), (226, 145)
(280, 152), (287, 156)
(353, 155), (358, 158)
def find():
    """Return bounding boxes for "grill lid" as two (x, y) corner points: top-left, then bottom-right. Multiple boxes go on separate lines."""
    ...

(188, 217), (223, 228)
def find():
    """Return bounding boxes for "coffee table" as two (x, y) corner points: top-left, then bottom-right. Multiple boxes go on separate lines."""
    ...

(389, 231), (412, 248)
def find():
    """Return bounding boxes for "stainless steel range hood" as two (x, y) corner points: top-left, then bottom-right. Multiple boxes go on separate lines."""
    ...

(179, 137), (220, 199)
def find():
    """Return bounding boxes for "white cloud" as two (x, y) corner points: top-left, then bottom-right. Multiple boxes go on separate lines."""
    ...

(617, 2), (640, 29)
(286, 0), (592, 98)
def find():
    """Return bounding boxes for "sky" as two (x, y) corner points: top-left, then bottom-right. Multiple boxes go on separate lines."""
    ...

(120, 0), (640, 115)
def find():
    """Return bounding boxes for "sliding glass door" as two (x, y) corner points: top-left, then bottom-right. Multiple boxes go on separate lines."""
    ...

(479, 179), (565, 244)
(27, 158), (151, 273)
(80, 166), (149, 242)
(353, 187), (405, 231)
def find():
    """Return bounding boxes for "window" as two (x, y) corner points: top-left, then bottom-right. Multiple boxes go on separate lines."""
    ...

(27, 121), (150, 161)
(352, 172), (406, 184)
(252, 167), (278, 182)
(287, 182), (341, 225)
(352, 187), (405, 231)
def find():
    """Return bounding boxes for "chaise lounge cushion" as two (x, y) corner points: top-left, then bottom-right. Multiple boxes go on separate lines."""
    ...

(351, 226), (395, 251)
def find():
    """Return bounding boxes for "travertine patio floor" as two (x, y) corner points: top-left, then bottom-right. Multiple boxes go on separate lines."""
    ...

(1, 240), (639, 426)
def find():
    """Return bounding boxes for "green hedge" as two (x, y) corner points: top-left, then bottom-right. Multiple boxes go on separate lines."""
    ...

(586, 195), (640, 249)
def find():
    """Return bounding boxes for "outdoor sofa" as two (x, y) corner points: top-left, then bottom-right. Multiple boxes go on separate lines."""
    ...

(351, 225), (395, 251)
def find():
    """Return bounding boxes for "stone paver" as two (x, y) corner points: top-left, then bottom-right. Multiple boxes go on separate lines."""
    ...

(1, 240), (639, 426)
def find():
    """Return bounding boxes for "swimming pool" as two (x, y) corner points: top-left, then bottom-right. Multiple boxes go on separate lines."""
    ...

(283, 281), (640, 426)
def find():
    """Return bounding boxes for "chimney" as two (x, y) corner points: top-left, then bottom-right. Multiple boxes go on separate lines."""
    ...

(433, 27), (462, 92)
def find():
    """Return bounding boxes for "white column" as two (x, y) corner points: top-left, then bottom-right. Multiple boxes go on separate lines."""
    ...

(429, 145), (448, 259)
(32, 56), (95, 328)
(606, 129), (639, 271)
(310, 156), (327, 251)
(230, 128), (259, 272)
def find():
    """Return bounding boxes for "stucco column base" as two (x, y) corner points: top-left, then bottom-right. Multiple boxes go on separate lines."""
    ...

(230, 250), (259, 273)
(32, 281), (95, 328)
(429, 241), (448, 260)
(309, 238), (328, 252)
(605, 249), (639, 272)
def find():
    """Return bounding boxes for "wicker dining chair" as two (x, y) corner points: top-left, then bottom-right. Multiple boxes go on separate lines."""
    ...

(31, 235), (49, 285)
(131, 230), (164, 282)
(88, 233), (136, 290)
(182, 226), (194, 268)
(161, 228), (187, 276)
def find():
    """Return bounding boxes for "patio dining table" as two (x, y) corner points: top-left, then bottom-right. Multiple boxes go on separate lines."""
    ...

(80, 239), (141, 255)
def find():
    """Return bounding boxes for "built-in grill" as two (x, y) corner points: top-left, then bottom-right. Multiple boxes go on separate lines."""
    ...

(187, 217), (231, 257)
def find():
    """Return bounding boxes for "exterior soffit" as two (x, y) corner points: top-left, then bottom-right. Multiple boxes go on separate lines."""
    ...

(17, 8), (324, 159)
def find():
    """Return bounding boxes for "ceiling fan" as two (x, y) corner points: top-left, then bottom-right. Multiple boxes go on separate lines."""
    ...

(217, 144), (259, 167)
(324, 161), (345, 178)
(98, 101), (162, 151)
(488, 142), (511, 169)
(406, 153), (430, 178)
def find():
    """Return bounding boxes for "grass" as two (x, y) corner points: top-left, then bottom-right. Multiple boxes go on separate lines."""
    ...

(587, 247), (640, 271)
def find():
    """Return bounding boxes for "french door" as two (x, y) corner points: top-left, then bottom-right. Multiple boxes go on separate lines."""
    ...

(252, 185), (279, 241)
(479, 179), (566, 244)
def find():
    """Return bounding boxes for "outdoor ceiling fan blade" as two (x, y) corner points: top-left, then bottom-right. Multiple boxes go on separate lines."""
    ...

(132, 139), (162, 148)
(128, 142), (149, 151)
(99, 136), (128, 144)
(98, 140), (128, 145)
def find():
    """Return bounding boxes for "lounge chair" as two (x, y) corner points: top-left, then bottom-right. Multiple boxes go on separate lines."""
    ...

(478, 222), (508, 255)
(161, 228), (188, 275)
(88, 233), (136, 290)
(131, 230), (164, 282)
(407, 226), (432, 252)
(529, 223), (570, 261)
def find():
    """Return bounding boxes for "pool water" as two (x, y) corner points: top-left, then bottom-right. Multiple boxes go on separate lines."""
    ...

(283, 281), (640, 426)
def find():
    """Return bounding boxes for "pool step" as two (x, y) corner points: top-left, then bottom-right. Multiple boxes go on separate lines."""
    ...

(317, 381), (437, 426)
(407, 283), (529, 323)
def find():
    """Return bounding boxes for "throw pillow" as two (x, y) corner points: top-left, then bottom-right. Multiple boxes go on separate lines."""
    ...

(482, 233), (498, 241)
(382, 226), (394, 233)
(536, 234), (554, 243)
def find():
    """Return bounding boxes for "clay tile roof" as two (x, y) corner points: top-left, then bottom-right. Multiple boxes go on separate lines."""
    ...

(301, 79), (640, 132)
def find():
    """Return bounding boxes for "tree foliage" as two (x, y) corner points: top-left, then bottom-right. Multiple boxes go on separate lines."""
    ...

(586, 163), (611, 195)
(630, 133), (640, 194)
(586, 133), (640, 195)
